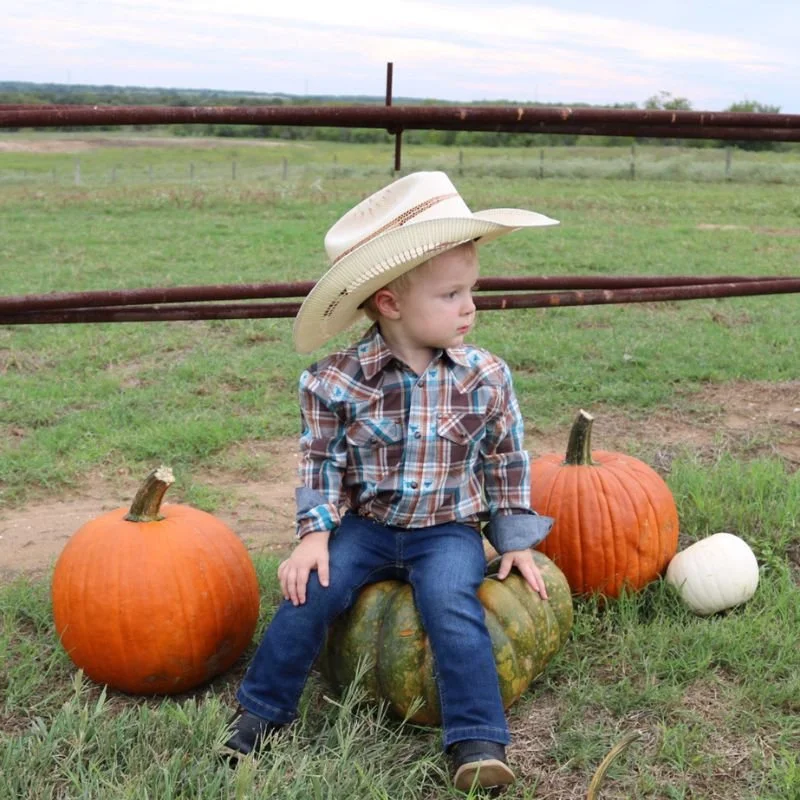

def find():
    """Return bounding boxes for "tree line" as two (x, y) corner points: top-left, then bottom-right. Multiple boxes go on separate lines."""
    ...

(0, 82), (789, 152)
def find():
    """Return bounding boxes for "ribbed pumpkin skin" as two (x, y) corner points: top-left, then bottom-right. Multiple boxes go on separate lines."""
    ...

(319, 551), (572, 725)
(532, 449), (679, 597)
(52, 504), (260, 695)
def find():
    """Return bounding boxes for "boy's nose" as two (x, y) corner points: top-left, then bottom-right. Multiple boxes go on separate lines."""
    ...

(462, 294), (476, 315)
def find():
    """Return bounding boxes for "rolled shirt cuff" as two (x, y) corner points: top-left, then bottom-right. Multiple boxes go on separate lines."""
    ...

(485, 510), (554, 553)
(295, 486), (340, 538)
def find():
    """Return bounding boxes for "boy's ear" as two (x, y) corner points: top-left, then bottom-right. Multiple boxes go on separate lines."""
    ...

(373, 288), (402, 319)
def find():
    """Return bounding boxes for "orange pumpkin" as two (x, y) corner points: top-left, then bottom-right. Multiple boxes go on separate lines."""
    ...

(532, 410), (679, 597)
(51, 466), (260, 694)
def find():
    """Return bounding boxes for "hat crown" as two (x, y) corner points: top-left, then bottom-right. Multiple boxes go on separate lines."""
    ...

(324, 171), (472, 265)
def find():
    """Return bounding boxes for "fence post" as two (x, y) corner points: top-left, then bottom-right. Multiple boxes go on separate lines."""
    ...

(282, 157), (288, 180)
(539, 149), (544, 179)
(458, 149), (464, 176)
(725, 147), (732, 180)
(630, 143), (636, 180)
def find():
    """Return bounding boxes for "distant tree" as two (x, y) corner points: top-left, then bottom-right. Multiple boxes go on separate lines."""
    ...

(725, 100), (783, 151)
(640, 91), (701, 146)
(726, 100), (780, 114)
(644, 91), (692, 111)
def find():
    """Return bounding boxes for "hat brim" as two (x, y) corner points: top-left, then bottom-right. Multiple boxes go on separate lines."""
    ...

(293, 208), (559, 354)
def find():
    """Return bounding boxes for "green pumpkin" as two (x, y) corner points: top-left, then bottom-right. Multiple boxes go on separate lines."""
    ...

(319, 551), (573, 725)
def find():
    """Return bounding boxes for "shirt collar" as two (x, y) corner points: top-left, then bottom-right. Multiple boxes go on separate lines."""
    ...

(357, 323), (471, 380)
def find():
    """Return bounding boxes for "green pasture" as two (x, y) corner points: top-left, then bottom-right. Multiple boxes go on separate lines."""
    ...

(3, 133), (800, 186)
(1, 137), (798, 798)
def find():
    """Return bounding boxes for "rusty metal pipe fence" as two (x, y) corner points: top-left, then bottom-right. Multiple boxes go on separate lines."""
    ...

(4, 104), (800, 142)
(2, 86), (799, 322)
(2, 277), (798, 325)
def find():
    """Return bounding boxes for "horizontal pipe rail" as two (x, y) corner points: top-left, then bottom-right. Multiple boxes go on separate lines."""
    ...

(2, 279), (797, 325)
(0, 274), (781, 314)
(3, 104), (800, 141)
(3, 104), (800, 129)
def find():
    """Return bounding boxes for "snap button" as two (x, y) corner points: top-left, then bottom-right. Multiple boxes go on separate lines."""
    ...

(409, 481), (418, 489)
(414, 431), (422, 439)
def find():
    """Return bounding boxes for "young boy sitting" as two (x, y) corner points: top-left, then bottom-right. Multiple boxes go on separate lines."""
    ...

(224, 171), (559, 791)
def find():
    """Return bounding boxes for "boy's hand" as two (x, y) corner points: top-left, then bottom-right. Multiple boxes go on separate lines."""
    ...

(496, 548), (549, 599)
(278, 531), (330, 606)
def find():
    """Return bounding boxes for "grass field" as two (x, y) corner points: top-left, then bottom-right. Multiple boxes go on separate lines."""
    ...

(1, 134), (799, 798)
(2, 133), (800, 187)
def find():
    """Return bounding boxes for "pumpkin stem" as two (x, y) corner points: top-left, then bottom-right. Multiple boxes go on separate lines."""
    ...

(564, 409), (596, 466)
(124, 466), (175, 522)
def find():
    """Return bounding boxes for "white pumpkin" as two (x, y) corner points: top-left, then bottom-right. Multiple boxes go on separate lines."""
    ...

(666, 532), (759, 616)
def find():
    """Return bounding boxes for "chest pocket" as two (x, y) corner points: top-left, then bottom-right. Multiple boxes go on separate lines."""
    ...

(345, 418), (404, 485)
(437, 412), (486, 468)
(437, 413), (485, 444)
(345, 418), (403, 447)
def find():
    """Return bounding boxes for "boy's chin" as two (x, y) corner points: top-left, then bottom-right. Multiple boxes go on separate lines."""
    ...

(441, 332), (468, 348)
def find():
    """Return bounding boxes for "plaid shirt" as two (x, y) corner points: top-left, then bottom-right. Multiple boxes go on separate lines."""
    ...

(295, 324), (553, 553)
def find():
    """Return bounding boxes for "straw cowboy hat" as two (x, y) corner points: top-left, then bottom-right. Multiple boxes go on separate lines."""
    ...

(293, 171), (559, 353)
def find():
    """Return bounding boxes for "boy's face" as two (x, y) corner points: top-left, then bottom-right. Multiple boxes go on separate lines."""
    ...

(392, 244), (479, 351)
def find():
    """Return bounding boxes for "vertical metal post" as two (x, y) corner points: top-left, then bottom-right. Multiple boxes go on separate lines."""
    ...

(385, 61), (393, 107)
(386, 62), (403, 172)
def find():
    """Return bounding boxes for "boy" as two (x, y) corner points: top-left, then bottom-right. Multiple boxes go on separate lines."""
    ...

(224, 171), (559, 791)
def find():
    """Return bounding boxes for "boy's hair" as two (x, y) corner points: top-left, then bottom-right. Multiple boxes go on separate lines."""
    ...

(360, 241), (476, 321)
(361, 263), (425, 321)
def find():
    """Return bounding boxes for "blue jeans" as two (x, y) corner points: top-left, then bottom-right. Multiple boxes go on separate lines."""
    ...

(237, 512), (509, 748)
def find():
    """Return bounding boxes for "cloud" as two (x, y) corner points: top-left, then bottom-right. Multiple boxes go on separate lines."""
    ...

(3, 0), (797, 109)
(167, 0), (791, 69)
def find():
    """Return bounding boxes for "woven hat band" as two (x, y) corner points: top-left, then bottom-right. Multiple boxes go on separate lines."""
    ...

(331, 192), (459, 266)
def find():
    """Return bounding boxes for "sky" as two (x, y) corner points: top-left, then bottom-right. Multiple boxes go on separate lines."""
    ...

(5, 0), (800, 113)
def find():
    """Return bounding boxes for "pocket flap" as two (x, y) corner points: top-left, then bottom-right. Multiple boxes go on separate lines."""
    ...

(346, 418), (403, 446)
(437, 413), (485, 444)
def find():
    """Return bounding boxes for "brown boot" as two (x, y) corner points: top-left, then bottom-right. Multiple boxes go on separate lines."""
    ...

(449, 740), (516, 791)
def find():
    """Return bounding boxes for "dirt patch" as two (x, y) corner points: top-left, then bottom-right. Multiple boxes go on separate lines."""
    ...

(1, 381), (798, 577)
(0, 438), (301, 579)
(697, 223), (800, 237)
(530, 380), (800, 469)
(0, 136), (296, 154)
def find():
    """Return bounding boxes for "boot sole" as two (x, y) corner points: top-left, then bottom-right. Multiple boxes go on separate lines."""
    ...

(453, 758), (516, 791)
